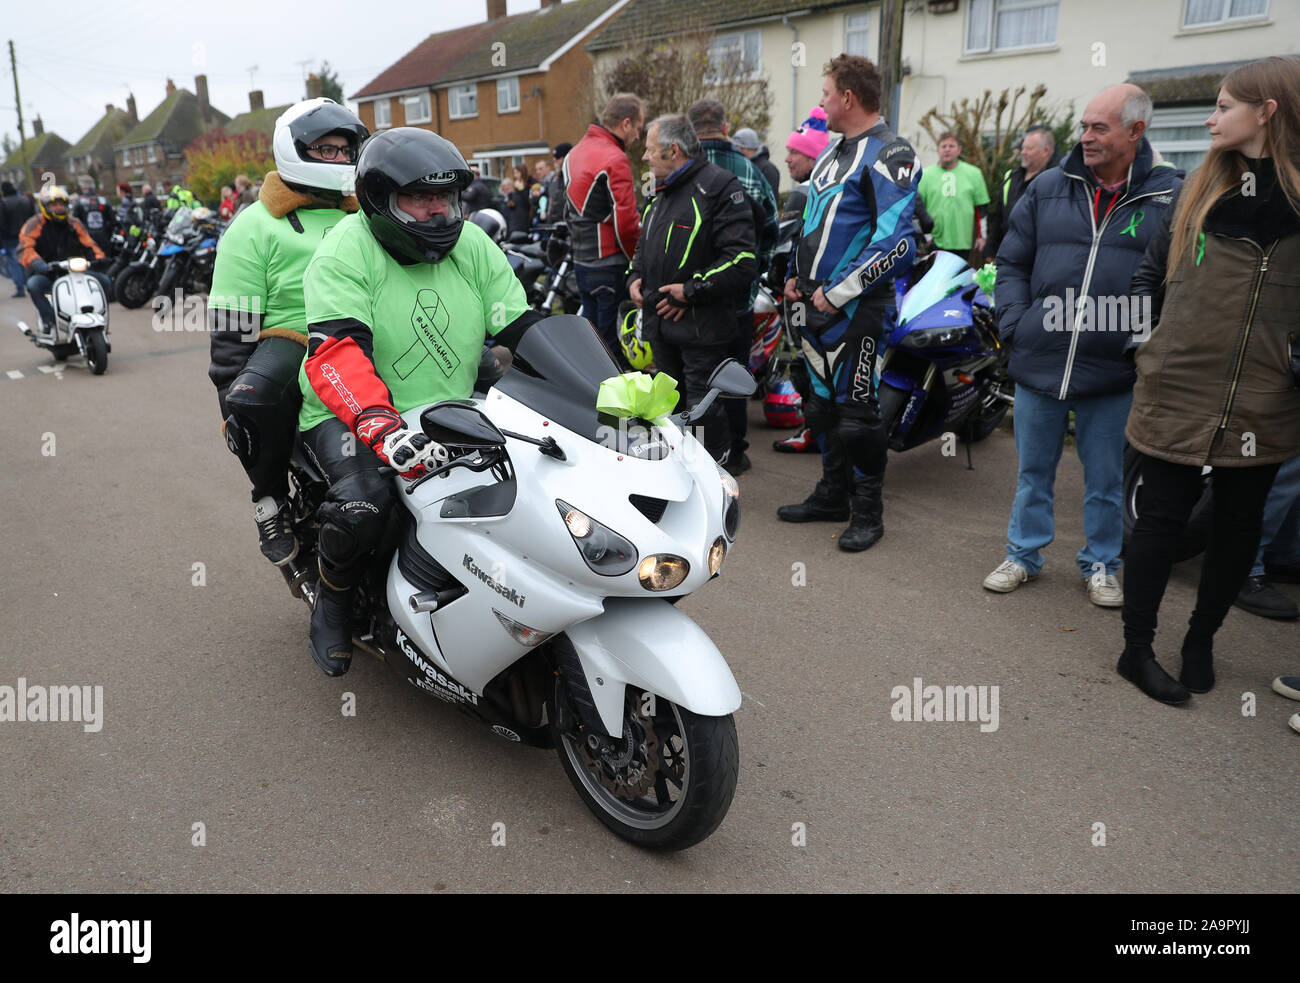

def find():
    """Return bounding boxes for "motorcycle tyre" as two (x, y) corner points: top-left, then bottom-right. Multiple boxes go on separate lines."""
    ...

(548, 673), (738, 852)
(114, 267), (156, 310)
(84, 330), (108, 375)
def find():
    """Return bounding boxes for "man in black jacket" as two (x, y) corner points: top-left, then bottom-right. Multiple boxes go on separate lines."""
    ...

(1, 181), (35, 296)
(627, 114), (757, 465)
(985, 124), (1061, 259)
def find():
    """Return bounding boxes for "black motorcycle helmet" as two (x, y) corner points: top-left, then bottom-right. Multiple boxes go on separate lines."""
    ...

(355, 127), (474, 263)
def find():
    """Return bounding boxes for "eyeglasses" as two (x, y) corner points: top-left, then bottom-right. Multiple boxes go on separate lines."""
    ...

(305, 144), (357, 162)
(401, 191), (455, 206)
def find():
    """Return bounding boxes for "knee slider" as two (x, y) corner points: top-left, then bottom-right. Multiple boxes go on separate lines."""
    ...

(318, 472), (394, 564)
(223, 411), (259, 468)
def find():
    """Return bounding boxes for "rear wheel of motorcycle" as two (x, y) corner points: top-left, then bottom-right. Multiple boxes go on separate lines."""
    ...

(85, 331), (108, 375)
(114, 267), (155, 310)
(549, 676), (738, 851)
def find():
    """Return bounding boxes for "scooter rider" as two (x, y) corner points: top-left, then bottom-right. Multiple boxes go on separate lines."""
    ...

(299, 127), (545, 677)
(777, 55), (920, 552)
(18, 185), (113, 332)
(209, 98), (370, 567)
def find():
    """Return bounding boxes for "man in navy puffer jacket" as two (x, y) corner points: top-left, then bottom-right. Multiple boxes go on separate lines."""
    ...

(982, 84), (1180, 608)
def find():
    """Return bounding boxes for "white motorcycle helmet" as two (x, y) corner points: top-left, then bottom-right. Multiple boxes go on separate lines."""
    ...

(272, 98), (370, 194)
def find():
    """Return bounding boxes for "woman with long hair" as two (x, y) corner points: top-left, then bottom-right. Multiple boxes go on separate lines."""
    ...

(1119, 56), (1300, 705)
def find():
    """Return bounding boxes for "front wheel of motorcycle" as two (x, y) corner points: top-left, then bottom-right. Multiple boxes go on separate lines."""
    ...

(114, 266), (156, 310)
(548, 674), (738, 851)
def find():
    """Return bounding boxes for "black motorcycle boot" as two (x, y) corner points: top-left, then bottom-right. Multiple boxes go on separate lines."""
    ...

(838, 475), (884, 552)
(1116, 643), (1190, 705)
(1178, 628), (1215, 694)
(253, 495), (299, 567)
(309, 567), (354, 677)
(777, 438), (850, 522)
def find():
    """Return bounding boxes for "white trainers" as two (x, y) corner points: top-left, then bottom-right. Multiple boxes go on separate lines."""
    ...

(983, 559), (1035, 593)
(1289, 712), (1300, 736)
(1085, 572), (1124, 607)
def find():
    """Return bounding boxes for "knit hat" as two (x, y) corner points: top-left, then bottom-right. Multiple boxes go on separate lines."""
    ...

(732, 127), (761, 151)
(786, 107), (829, 160)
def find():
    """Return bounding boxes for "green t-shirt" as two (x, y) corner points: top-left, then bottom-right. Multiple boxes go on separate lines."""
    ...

(918, 160), (990, 251)
(298, 214), (530, 432)
(209, 200), (348, 336)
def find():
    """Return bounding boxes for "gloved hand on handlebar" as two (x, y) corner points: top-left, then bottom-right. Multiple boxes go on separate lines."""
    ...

(355, 407), (449, 481)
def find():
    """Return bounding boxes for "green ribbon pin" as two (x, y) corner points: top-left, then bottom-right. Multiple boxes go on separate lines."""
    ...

(1120, 210), (1144, 238)
(596, 372), (680, 424)
(1195, 232), (1206, 266)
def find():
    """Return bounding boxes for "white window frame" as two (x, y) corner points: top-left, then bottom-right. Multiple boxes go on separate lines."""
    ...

(845, 11), (872, 58)
(373, 99), (391, 129)
(705, 29), (763, 84)
(1147, 105), (1213, 170)
(1181, 0), (1269, 28)
(497, 77), (521, 115)
(401, 92), (431, 125)
(449, 84), (478, 120)
(965, 0), (1059, 55)
(148, 145), (157, 163)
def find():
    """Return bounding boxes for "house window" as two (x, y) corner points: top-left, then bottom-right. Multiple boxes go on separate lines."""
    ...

(148, 145), (157, 163)
(498, 77), (520, 115)
(845, 12), (872, 58)
(966, 0), (1059, 53)
(1147, 105), (1213, 173)
(402, 92), (431, 125)
(1182, 0), (1268, 27)
(373, 99), (391, 129)
(705, 29), (762, 83)
(449, 85), (478, 119)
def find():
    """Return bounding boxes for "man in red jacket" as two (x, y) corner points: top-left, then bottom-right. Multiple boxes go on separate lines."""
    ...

(562, 93), (644, 362)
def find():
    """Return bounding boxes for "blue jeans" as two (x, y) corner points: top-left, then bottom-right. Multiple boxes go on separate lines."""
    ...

(1005, 384), (1133, 577)
(1251, 453), (1300, 576)
(1, 238), (25, 292)
(575, 263), (626, 361)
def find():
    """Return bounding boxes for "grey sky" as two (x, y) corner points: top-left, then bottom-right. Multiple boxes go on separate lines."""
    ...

(5, 0), (541, 146)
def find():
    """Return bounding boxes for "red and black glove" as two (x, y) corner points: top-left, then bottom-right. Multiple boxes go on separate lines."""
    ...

(355, 408), (449, 481)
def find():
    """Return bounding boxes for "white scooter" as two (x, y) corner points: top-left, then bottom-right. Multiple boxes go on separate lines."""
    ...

(17, 257), (111, 374)
(257, 315), (750, 850)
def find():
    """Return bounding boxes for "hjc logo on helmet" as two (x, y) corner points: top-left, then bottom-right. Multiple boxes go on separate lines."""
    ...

(423, 171), (459, 184)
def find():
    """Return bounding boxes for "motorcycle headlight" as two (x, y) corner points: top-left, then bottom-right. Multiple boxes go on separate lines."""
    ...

(68, 257), (88, 273)
(707, 537), (726, 576)
(900, 326), (971, 349)
(638, 555), (689, 591)
(556, 500), (637, 576)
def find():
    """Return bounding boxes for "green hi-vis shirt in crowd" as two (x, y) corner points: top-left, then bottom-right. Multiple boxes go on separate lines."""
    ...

(298, 214), (530, 432)
(208, 201), (348, 335)
(917, 160), (990, 252)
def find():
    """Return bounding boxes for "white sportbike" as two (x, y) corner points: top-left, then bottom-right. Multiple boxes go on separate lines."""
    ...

(271, 315), (751, 850)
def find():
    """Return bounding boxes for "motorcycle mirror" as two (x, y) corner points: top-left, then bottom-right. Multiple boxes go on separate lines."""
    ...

(705, 359), (757, 398)
(420, 400), (507, 448)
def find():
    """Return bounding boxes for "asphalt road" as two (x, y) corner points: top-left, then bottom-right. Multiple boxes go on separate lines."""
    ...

(0, 293), (1295, 893)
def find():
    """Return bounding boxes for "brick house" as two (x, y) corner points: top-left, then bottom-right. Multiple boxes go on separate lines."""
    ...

(352, 0), (631, 178)
(112, 76), (229, 190)
(1, 118), (71, 191)
(64, 104), (136, 192)
(225, 90), (292, 139)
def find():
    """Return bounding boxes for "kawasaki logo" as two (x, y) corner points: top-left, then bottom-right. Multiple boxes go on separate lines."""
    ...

(463, 554), (525, 607)
(395, 628), (478, 705)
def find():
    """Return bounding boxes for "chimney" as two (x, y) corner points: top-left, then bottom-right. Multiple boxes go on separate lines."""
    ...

(195, 74), (210, 121)
(306, 74), (323, 99)
(165, 78), (176, 96)
(250, 90), (265, 112)
(105, 103), (115, 116)
(127, 94), (138, 123)
(486, 0), (507, 19)
(33, 115), (43, 137)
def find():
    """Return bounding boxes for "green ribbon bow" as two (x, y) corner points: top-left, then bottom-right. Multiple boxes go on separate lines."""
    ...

(596, 372), (680, 424)
(973, 262), (997, 299)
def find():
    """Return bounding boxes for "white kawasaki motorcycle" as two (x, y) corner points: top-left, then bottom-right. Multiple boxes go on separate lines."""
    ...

(17, 257), (111, 374)
(266, 315), (750, 850)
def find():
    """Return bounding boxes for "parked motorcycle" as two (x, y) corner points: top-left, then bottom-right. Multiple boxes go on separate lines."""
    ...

(16, 257), (111, 374)
(241, 315), (749, 849)
(876, 250), (1012, 452)
(113, 218), (166, 310)
(155, 206), (222, 301)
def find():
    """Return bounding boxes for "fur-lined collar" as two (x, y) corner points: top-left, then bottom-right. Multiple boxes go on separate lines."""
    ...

(258, 170), (359, 218)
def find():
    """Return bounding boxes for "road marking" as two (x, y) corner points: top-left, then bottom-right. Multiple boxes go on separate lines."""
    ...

(37, 364), (59, 374)
(5, 370), (21, 379)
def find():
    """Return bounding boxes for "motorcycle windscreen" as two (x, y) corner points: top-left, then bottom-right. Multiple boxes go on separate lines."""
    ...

(898, 251), (975, 326)
(494, 314), (619, 441)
